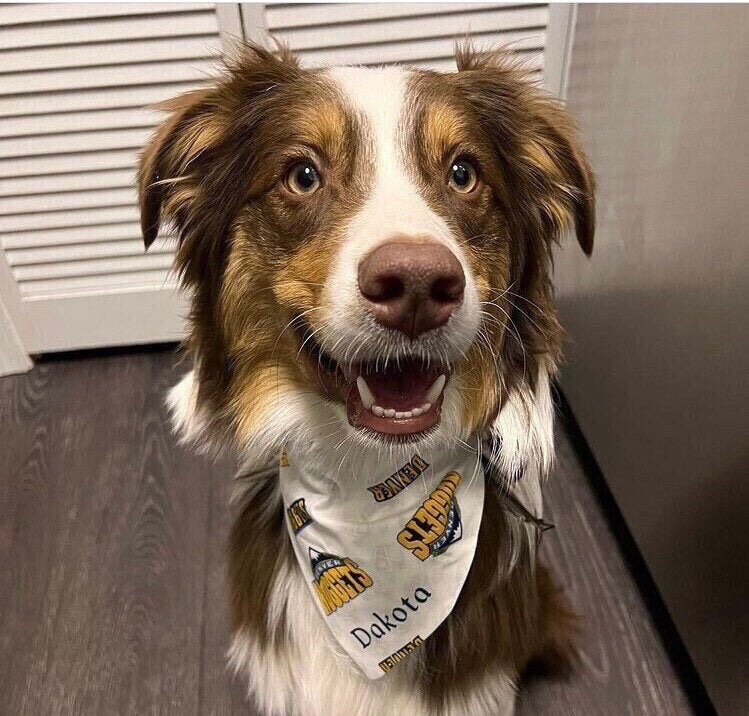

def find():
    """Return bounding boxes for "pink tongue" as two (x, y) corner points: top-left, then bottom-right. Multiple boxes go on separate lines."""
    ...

(363, 363), (439, 409)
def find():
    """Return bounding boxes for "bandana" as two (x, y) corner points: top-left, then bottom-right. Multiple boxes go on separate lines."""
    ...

(279, 441), (486, 679)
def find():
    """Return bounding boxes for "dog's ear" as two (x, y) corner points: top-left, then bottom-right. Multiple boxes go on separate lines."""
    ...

(520, 96), (596, 255)
(456, 46), (596, 255)
(137, 87), (219, 249)
(137, 42), (302, 252)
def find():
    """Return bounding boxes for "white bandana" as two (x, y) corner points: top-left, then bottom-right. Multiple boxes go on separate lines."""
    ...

(279, 443), (485, 680)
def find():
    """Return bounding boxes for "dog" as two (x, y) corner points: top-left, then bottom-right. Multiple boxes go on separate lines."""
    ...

(138, 42), (594, 716)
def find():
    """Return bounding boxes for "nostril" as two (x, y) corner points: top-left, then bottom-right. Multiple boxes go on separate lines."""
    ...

(431, 275), (464, 304)
(376, 274), (405, 302)
(360, 273), (405, 303)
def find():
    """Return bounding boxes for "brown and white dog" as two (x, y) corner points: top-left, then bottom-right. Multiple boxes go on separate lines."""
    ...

(138, 43), (594, 716)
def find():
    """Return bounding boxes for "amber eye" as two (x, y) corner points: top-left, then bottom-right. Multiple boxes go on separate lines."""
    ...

(448, 158), (478, 193)
(285, 161), (321, 195)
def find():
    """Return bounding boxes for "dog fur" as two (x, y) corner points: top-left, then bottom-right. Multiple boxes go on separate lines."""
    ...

(139, 43), (594, 716)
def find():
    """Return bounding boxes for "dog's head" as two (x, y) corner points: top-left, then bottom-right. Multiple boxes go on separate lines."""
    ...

(138, 44), (594, 461)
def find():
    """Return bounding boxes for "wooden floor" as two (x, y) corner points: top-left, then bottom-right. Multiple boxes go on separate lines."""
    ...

(0, 349), (693, 716)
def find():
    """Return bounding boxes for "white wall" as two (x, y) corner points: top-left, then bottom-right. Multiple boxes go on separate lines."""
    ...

(556, 5), (749, 714)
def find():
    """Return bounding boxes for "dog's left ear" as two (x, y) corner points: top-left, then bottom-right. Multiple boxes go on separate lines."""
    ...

(520, 97), (596, 255)
(456, 48), (596, 255)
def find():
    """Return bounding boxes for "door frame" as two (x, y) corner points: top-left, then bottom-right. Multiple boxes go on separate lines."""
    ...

(544, 3), (576, 98)
(0, 248), (32, 376)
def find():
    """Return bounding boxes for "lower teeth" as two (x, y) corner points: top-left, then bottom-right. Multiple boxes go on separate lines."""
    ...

(356, 373), (445, 419)
(370, 402), (432, 419)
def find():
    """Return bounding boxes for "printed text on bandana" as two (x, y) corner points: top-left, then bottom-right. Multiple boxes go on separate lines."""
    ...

(368, 454), (429, 502)
(378, 635), (424, 673)
(351, 586), (432, 648)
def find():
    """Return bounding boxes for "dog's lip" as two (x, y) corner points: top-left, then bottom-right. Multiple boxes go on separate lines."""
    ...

(293, 318), (447, 438)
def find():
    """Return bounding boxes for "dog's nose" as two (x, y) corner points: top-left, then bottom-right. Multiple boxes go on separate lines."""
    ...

(358, 238), (465, 338)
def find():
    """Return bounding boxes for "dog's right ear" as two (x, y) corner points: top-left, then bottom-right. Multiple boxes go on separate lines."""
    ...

(138, 42), (302, 252)
(137, 87), (220, 249)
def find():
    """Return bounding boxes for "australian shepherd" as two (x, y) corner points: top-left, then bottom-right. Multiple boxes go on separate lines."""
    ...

(138, 43), (595, 716)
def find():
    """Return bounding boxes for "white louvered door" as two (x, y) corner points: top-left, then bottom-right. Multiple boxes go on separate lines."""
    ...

(0, 2), (570, 364)
(0, 3), (242, 356)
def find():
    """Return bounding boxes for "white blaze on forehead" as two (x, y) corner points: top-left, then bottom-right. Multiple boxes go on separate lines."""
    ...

(328, 66), (406, 184)
(326, 65), (443, 240)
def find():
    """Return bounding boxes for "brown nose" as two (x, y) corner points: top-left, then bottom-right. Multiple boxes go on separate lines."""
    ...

(358, 238), (465, 338)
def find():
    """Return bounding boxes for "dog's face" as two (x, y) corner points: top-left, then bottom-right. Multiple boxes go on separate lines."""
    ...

(139, 45), (593, 452)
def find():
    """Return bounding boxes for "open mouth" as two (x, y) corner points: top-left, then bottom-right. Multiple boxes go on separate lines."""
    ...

(347, 362), (446, 437)
(295, 320), (448, 439)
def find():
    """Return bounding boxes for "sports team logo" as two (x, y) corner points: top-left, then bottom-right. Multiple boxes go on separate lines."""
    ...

(286, 498), (312, 534)
(309, 548), (373, 616)
(368, 454), (429, 502)
(397, 471), (463, 560)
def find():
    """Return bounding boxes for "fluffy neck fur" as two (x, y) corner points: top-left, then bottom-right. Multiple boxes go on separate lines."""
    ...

(168, 360), (554, 529)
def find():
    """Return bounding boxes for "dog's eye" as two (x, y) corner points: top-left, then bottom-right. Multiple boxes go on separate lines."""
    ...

(285, 161), (321, 195)
(448, 159), (478, 194)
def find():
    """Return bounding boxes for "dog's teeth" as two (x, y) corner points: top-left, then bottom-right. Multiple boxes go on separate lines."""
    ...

(356, 376), (375, 410)
(422, 402), (432, 412)
(384, 408), (396, 418)
(372, 405), (385, 417)
(425, 374), (446, 404)
(396, 411), (413, 419)
(411, 407), (423, 416)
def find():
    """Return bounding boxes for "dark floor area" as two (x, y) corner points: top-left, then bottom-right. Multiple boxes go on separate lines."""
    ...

(0, 349), (693, 715)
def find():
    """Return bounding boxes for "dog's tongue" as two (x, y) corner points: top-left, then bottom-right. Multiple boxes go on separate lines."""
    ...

(364, 362), (438, 410)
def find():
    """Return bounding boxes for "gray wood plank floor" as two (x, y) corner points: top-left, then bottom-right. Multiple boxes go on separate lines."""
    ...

(0, 350), (693, 715)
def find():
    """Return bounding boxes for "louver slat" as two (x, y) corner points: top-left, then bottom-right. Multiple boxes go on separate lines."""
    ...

(0, 149), (139, 179)
(0, 59), (219, 96)
(0, 128), (153, 160)
(0, 168), (137, 197)
(2, 223), (166, 250)
(0, 3), (213, 26)
(265, 2), (544, 29)
(299, 37), (545, 70)
(2, 35), (221, 74)
(277, 6), (547, 52)
(0, 107), (160, 138)
(7, 239), (174, 267)
(0, 82), (205, 118)
(270, 3), (550, 73)
(21, 269), (175, 297)
(0, 188), (137, 216)
(0, 205), (139, 234)
(0, 10), (218, 50)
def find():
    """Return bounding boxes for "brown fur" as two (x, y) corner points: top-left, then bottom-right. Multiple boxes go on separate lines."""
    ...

(228, 470), (291, 646)
(420, 491), (577, 710)
(139, 42), (593, 711)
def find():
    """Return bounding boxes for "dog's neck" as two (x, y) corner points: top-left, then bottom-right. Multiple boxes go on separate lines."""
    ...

(168, 361), (555, 488)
